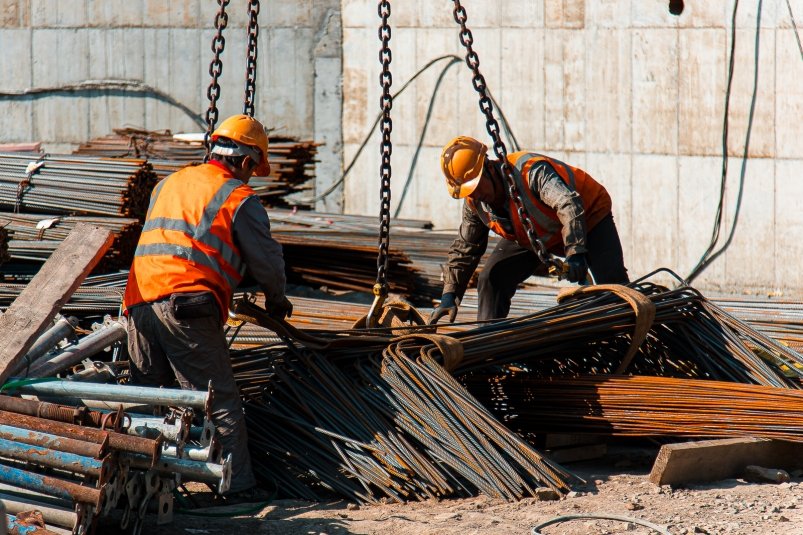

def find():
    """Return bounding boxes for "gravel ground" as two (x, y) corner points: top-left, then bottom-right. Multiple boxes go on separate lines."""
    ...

(139, 443), (803, 535)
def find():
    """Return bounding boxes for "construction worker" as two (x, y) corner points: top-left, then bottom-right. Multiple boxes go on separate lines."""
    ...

(123, 114), (291, 501)
(430, 136), (628, 323)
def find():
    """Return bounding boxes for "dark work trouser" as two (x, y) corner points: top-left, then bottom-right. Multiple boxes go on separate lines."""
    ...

(476, 213), (629, 321)
(126, 298), (256, 493)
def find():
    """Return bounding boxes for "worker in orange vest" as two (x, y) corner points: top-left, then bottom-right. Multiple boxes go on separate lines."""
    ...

(123, 114), (291, 502)
(429, 136), (629, 324)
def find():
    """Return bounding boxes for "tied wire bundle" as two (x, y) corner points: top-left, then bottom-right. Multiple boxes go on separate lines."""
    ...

(0, 153), (157, 220)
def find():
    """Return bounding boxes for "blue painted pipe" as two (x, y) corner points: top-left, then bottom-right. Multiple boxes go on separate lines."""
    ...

(0, 465), (102, 508)
(0, 436), (105, 478)
(6, 513), (61, 534)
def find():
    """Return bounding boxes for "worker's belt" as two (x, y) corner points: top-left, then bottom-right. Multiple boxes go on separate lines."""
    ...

(169, 292), (218, 320)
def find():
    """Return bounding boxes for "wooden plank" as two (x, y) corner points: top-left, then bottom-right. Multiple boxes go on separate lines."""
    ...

(0, 224), (113, 383)
(649, 438), (803, 487)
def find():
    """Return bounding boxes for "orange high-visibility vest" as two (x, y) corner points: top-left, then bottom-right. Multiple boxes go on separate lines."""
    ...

(467, 153), (612, 253)
(123, 162), (257, 319)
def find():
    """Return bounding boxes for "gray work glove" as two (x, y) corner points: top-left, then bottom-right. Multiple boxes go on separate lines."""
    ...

(269, 296), (293, 320)
(566, 254), (588, 283)
(428, 292), (459, 325)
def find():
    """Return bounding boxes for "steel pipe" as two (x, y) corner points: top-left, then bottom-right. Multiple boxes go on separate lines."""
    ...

(12, 381), (211, 413)
(0, 492), (78, 529)
(25, 320), (126, 378)
(0, 464), (103, 508)
(10, 317), (78, 376)
(0, 424), (107, 459)
(0, 436), (107, 478)
(123, 453), (231, 493)
(0, 410), (160, 460)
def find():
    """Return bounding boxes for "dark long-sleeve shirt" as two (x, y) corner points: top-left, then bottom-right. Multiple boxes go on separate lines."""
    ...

(443, 161), (587, 299)
(232, 195), (287, 308)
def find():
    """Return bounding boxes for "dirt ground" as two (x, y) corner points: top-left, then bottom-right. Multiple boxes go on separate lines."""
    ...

(141, 443), (803, 535)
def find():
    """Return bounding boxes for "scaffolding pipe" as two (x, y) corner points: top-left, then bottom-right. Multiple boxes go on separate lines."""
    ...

(25, 321), (126, 378)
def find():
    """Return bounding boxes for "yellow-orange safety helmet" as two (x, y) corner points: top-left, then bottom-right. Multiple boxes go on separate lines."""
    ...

(440, 136), (488, 199)
(211, 114), (271, 177)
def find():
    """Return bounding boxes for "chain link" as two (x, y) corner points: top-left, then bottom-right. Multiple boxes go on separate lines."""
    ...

(451, 0), (554, 266)
(204, 0), (230, 161)
(376, 0), (393, 289)
(243, 0), (260, 116)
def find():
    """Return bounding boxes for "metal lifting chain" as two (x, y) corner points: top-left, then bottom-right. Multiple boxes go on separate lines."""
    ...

(204, 0), (230, 161)
(243, 0), (260, 116)
(366, 0), (394, 327)
(451, 0), (558, 269)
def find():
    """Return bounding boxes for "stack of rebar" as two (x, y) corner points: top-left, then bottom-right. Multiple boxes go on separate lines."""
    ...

(73, 129), (319, 208)
(0, 213), (141, 271)
(231, 342), (576, 503)
(274, 232), (422, 297)
(269, 209), (496, 302)
(461, 375), (803, 442)
(225, 274), (803, 503)
(0, 153), (157, 220)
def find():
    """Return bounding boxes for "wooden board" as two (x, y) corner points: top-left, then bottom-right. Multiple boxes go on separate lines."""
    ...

(0, 223), (113, 383)
(649, 437), (803, 487)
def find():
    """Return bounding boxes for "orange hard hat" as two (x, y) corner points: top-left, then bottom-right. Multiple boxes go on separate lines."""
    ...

(211, 114), (271, 176)
(440, 136), (488, 199)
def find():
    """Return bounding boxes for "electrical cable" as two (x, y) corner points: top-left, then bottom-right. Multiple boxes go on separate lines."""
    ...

(531, 513), (672, 535)
(0, 79), (206, 129)
(687, 0), (763, 283)
(394, 57), (462, 217)
(304, 54), (520, 205)
(786, 0), (803, 62)
(684, 0), (740, 283)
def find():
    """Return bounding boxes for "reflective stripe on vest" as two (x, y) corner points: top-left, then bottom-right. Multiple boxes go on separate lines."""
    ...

(138, 176), (248, 276)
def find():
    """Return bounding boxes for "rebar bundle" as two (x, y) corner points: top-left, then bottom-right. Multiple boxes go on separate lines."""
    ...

(0, 213), (141, 271)
(232, 342), (575, 503)
(461, 375), (803, 442)
(0, 153), (157, 220)
(226, 275), (803, 503)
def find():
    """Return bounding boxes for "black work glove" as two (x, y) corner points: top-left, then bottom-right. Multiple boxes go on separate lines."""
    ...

(269, 296), (293, 320)
(428, 292), (459, 325)
(566, 254), (588, 283)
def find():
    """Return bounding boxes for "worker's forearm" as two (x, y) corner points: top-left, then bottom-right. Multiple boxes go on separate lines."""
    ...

(443, 203), (489, 298)
(232, 197), (287, 306)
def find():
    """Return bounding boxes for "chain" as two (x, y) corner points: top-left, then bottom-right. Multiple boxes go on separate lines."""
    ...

(204, 0), (230, 161)
(243, 0), (260, 116)
(451, 0), (554, 266)
(376, 0), (393, 289)
(366, 0), (393, 326)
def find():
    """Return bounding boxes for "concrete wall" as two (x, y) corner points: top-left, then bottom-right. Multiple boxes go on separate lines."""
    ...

(341, 0), (803, 295)
(0, 0), (344, 211)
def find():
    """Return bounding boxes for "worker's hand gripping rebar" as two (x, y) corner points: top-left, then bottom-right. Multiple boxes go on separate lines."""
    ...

(451, 0), (563, 274)
(368, 0), (394, 327)
(204, 0), (230, 161)
(243, 0), (260, 117)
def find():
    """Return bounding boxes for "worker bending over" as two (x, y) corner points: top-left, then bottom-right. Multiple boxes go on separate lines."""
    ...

(123, 114), (292, 501)
(430, 136), (629, 324)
